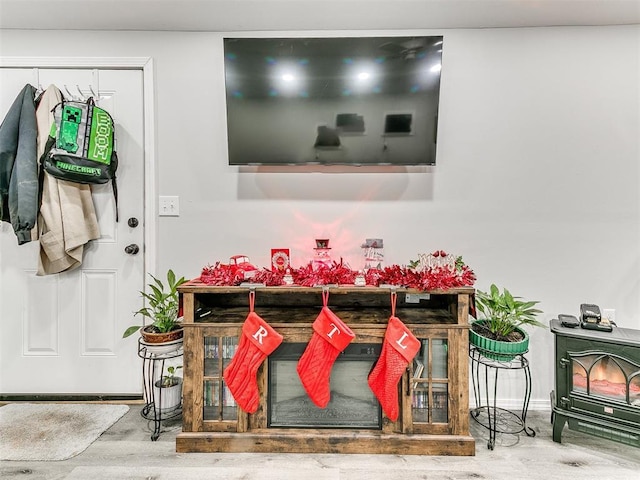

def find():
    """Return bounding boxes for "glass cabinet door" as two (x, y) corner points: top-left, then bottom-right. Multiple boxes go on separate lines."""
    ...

(203, 336), (238, 421)
(412, 338), (449, 424)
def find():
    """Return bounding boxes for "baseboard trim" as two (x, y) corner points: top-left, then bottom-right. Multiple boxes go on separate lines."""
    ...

(0, 394), (143, 403)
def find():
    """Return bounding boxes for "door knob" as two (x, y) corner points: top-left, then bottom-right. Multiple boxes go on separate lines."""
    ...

(128, 217), (139, 228)
(125, 244), (140, 255)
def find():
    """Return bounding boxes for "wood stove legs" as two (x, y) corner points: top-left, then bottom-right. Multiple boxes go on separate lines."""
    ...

(550, 390), (568, 443)
(552, 410), (567, 443)
(469, 347), (536, 450)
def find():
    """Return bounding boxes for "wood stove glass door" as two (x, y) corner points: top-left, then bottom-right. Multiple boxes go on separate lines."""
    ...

(571, 352), (640, 406)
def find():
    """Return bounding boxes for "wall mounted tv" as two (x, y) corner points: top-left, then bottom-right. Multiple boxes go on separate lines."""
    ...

(223, 36), (443, 166)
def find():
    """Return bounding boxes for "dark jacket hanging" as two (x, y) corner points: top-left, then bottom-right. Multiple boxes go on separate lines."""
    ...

(0, 84), (38, 245)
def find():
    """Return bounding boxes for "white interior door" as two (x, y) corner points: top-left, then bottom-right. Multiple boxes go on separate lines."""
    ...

(0, 67), (145, 395)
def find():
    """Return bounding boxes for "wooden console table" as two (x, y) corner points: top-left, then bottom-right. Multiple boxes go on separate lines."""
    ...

(176, 283), (475, 455)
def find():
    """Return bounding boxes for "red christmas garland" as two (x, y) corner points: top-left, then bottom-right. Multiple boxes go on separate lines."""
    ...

(292, 259), (357, 287)
(252, 268), (286, 286)
(198, 251), (476, 291)
(199, 262), (238, 286)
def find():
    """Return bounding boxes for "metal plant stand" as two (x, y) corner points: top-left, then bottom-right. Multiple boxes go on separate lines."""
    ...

(138, 337), (184, 441)
(469, 346), (536, 450)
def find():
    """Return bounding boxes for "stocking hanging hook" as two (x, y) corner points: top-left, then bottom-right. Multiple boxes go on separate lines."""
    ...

(390, 290), (397, 317)
(321, 285), (330, 306)
(248, 288), (256, 312)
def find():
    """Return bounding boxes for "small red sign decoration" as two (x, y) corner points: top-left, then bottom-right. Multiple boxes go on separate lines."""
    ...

(271, 249), (290, 271)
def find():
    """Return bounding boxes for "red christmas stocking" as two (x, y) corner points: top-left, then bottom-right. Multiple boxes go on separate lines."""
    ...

(223, 294), (283, 413)
(368, 314), (421, 421)
(297, 291), (355, 408)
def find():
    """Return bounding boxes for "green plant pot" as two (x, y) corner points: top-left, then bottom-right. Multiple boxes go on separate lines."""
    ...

(469, 320), (529, 361)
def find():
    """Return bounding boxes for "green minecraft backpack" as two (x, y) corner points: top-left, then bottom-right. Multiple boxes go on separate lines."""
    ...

(41, 97), (119, 218)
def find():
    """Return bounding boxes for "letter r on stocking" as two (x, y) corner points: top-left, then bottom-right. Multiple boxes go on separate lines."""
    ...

(252, 325), (268, 344)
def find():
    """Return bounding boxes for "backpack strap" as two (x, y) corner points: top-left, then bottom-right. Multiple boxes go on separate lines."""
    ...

(111, 151), (119, 222)
(85, 98), (119, 222)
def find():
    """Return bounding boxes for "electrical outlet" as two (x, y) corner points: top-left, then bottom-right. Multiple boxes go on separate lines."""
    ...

(602, 308), (616, 324)
(159, 196), (180, 216)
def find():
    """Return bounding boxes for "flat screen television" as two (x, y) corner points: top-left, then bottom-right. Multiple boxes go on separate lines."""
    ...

(223, 36), (443, 166)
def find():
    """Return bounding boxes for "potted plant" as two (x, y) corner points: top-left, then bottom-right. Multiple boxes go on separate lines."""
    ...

(153, 365), (183, 412)
(470, 284), (544, 360)
(123, 269), (188, 344)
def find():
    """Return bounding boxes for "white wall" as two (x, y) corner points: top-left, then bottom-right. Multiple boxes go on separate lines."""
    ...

(1, 25), (638, 408)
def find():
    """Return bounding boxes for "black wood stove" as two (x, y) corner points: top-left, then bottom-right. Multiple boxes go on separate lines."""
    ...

(550, 319), (640, 447)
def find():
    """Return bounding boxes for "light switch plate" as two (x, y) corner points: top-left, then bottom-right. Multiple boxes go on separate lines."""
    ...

(159, 196), (180, 216)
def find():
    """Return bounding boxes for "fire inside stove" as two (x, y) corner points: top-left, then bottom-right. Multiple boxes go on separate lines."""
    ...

(268, 343), (382, 428)
(572, 353), (640, 406)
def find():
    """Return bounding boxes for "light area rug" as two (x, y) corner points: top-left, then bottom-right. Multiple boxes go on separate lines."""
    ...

(64, 466), (340, 480)
(0, 403), (129, 461)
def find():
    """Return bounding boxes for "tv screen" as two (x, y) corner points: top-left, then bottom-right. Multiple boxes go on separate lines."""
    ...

(223, 36), (443, 166)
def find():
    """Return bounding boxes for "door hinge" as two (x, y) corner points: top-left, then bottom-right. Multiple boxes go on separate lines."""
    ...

(559, 357), (570, 368)
(560, 396), (571, 408)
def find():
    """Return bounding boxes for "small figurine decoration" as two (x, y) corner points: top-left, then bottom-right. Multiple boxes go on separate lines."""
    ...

(228, 255), (258, 281)
(312, 238), (333, 270)
(200, 255), (258, 284)
(283, 268), (294, 285)
(362, 238), (384, 271)
(414, 250), (456, 272)
(271, 248), (290, 271)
